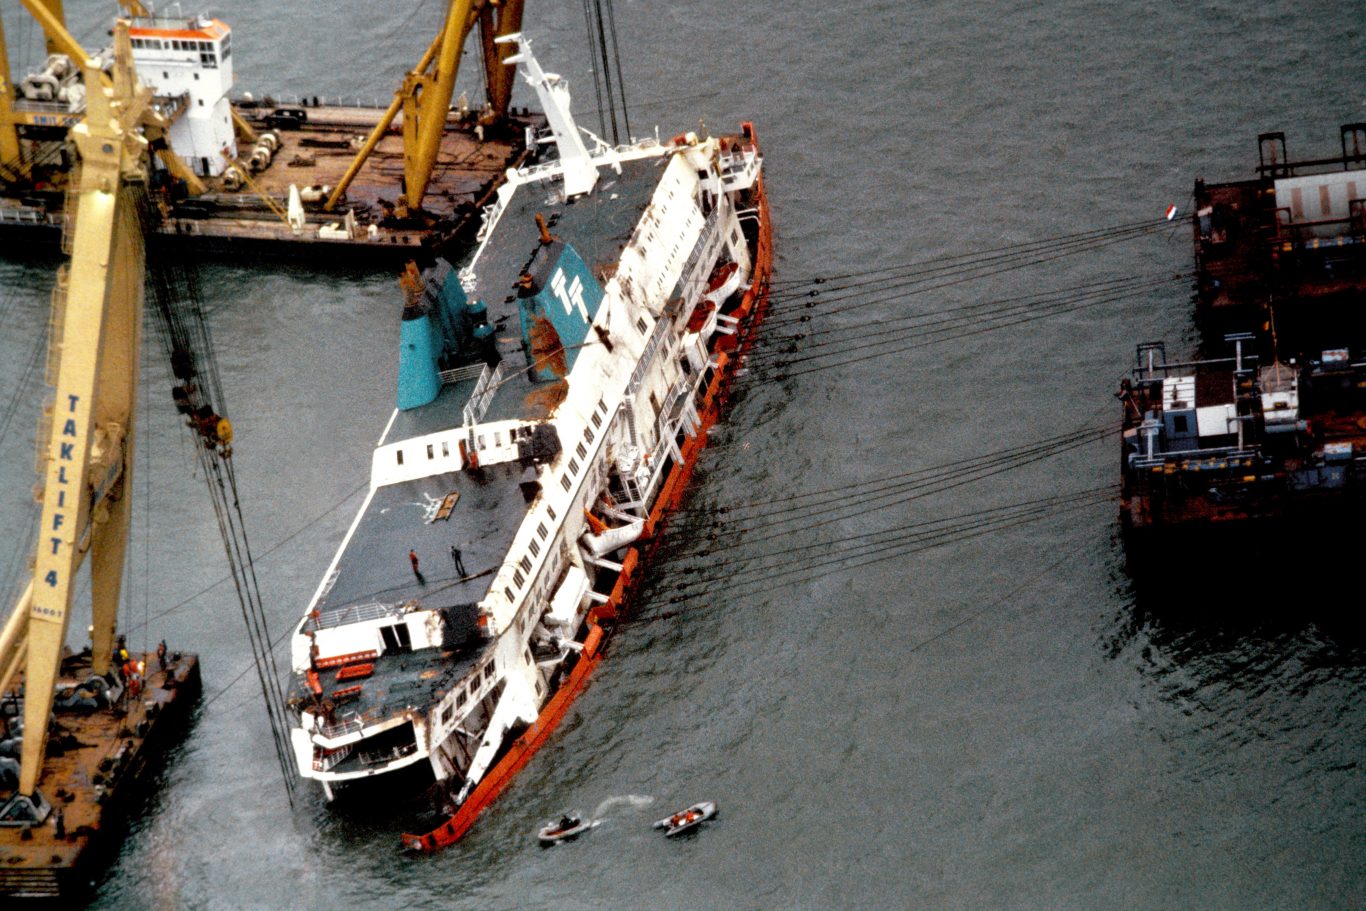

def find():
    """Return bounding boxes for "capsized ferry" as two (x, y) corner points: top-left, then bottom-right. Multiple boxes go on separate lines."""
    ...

(286, 34), (772, 849)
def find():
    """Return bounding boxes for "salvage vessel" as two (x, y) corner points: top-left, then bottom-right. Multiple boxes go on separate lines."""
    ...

(1120, 125), (1366, 555)
(285, 34), (771, 849)
(0, 2), (538, 263)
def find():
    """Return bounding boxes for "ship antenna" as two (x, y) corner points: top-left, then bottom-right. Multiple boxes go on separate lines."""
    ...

(496, 33), (600, 198)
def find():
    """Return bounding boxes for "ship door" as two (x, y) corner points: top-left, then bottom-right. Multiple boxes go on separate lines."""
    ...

(381, 623), (412, 654)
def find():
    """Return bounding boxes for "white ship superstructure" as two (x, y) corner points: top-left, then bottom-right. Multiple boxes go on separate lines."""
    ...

(285, 36), (769, 824)
(128, 15), (237, 176)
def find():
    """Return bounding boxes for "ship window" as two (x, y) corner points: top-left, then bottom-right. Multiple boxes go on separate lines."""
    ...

(396, 450), (405, 465)
(163, 71), (169, 79)
(569, 458), (580, 475)
(597, 399), (606, 414)
(457, 691), (466, 708)
(494, 431), (502, 447)
(442, 441), (449, 458)
(504, 586), (514, 602)
(560, 475), (572, 492)
(1173, 415), (1188, 433)
(536, 680), (544, 698)
(590, 412), (602, 429)
(636, 318), (647, 334)
(477, 435), (485, 450)
(519, 556), (531, 573)
(197, 98), (203, 106)
(484, 662), (494, 681)
(514, 570), (525, 587)
(536, 522), (547, 539)
(426, 444), (434, 459)
(575, 442), (587, 460)
(442, 704), (454, 725)
(584, 427), (594, 443)
(547, 505), (557, 520)
(529, 539), (540, 557)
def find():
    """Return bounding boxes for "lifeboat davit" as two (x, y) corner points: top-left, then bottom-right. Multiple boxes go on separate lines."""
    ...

(705, 261), (744, 304)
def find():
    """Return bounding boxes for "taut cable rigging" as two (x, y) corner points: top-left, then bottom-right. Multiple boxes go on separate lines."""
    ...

(131, 187), (297, 804)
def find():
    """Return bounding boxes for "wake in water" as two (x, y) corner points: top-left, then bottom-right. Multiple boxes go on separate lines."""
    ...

(591, 794), (655, 819)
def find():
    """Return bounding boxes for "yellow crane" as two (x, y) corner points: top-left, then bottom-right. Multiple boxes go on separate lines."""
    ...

(0, 20), (152, 809)
(325, 0), (525, 215)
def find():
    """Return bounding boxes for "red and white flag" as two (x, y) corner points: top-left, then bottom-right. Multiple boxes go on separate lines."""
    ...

(1164, 204), (1179, 221)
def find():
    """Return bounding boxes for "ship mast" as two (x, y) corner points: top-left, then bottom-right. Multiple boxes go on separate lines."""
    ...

(0, 21), (152, 811)
(324, 0), (525, 216)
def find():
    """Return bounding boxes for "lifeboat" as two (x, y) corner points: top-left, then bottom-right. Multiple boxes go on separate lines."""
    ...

(652, 801), (717, 836)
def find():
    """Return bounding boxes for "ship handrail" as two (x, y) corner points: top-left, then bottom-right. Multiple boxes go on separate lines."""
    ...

(12, 99), (80, 115)
(0, 206), (49, 224)
(462, 360), (503, 426)
(1128, 445), (1261, 468)
(440, 363), (485, 385)
(1129, 354), (1259, 377)
(307, 599), (401, 631)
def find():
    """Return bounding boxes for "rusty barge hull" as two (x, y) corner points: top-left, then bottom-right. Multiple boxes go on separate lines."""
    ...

(1119, 124), (1366, 548)
(0, 652), (201, 904)
(0, 103), (542, 266)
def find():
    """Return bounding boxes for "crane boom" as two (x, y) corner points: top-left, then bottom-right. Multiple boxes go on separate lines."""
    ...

(325, 0), (526, 214)
(11, 21), (151, 801)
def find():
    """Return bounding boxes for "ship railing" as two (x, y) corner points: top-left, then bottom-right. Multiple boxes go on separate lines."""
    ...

(0, 205), (47, 224)
(318, 708), (385, 740)
(1129, 353), (1258, 381)
(718, 148), (760, 191)
(308, 599), (400, 632)
(627, 315), (673, 395)
(254, 94), (389, 110)
(60, 187), (80, 255)
(312, 744), (352, 772)
(45, 266), (69, 388)
(1271, 205), (1365, 244)
(360, 741), (419, 768)
(12, 98), (81, 116)
(1128, 444), (1261, 471)
(154, 92), (190, 122)
(672, 207), (724, 306)
(440, 363), (486, 386)
(637, 380), (694, 495)
(462, 360), (503, 426)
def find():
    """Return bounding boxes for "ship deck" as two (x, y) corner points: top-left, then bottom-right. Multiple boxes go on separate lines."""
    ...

(307, 620), (480, 756)
(0, 650), (200, 903)
(226, 105), (538, 225)
(0, 104), (543, 265)
(380, 152), (667, 447)
(315, 462), (532, 617)
(467, 154), (666, 312)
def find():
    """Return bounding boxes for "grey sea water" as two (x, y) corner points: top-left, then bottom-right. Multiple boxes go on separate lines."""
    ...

(1, 1), (1363, 907)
